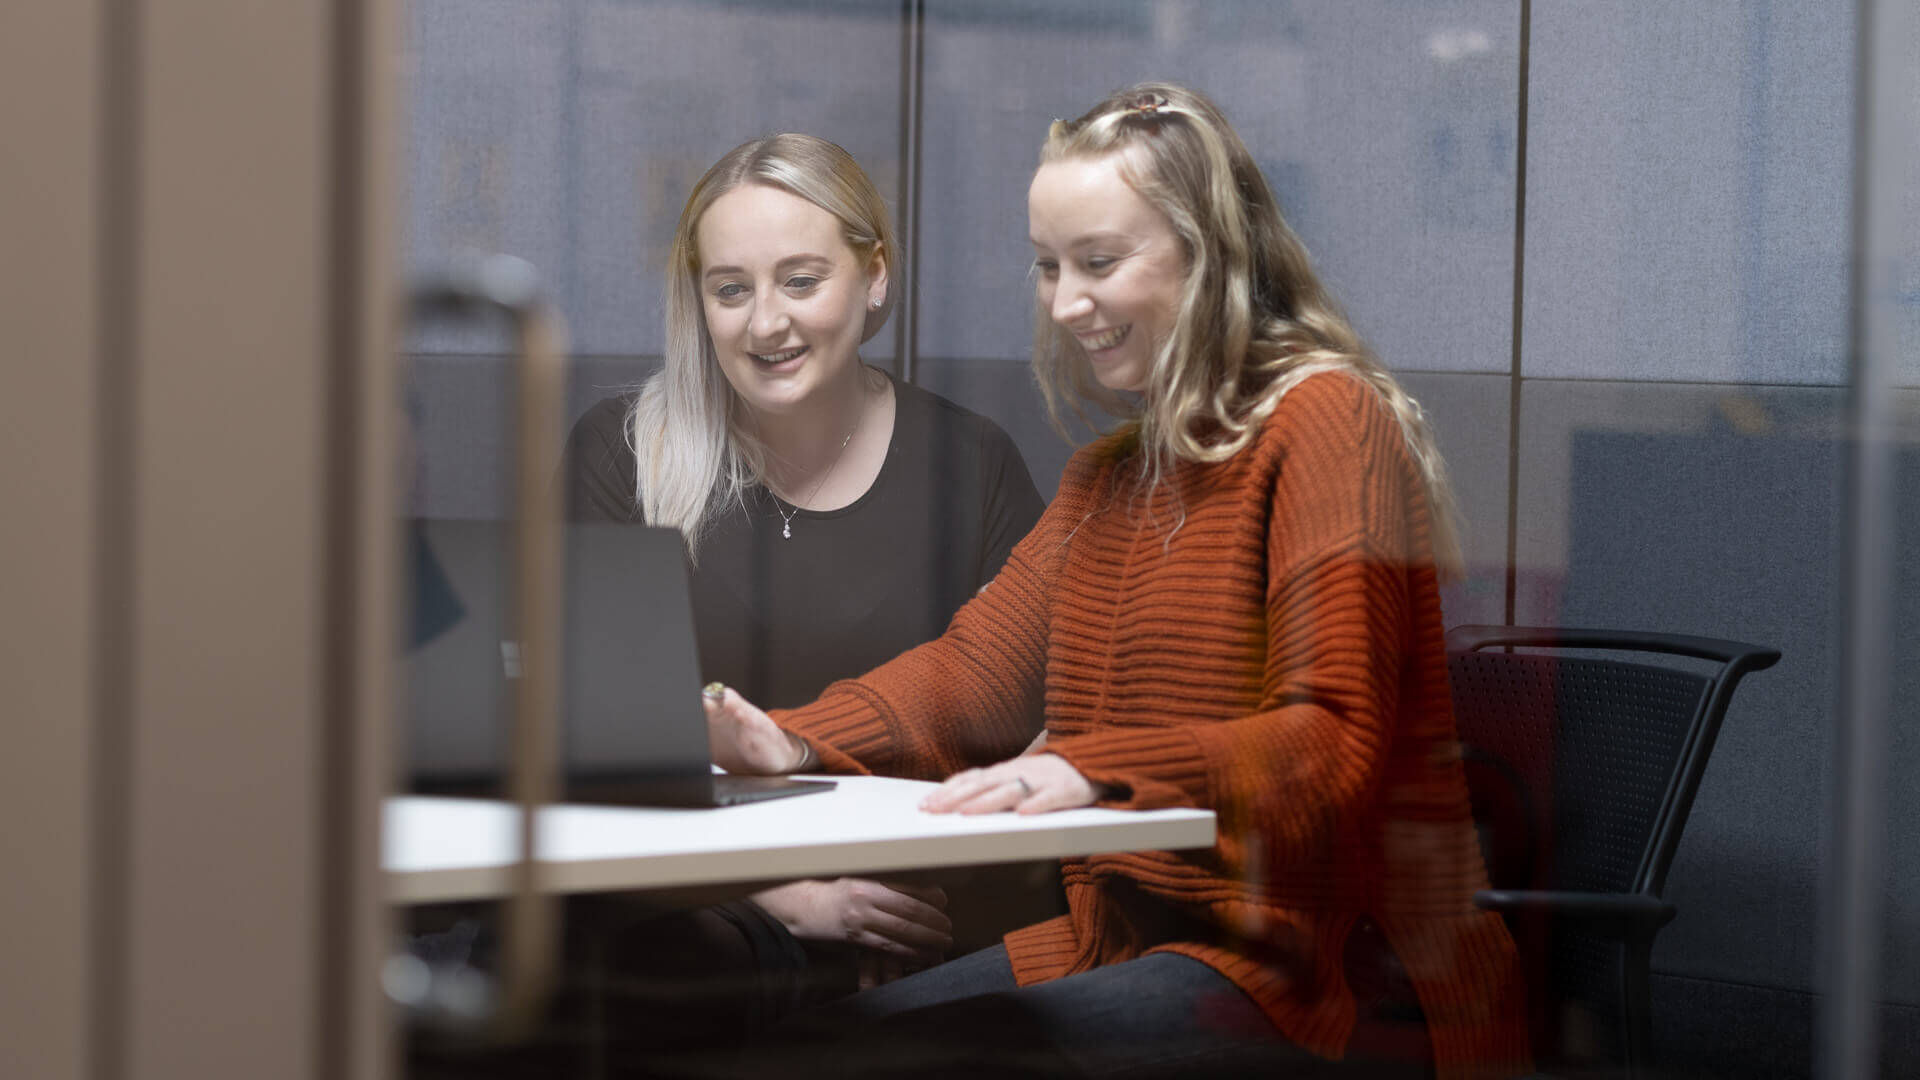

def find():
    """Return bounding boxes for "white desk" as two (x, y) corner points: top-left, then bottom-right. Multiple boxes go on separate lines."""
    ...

(387, 775), (1216, 904)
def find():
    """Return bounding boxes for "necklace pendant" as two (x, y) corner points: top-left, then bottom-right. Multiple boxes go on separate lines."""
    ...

(782, 520), (792, 539)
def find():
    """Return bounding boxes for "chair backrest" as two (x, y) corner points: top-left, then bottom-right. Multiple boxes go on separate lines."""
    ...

(1448, 650), (1709, 899)
(1445, 626), (1781, 1068)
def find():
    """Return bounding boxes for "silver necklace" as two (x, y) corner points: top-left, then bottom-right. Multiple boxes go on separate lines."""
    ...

(771, 428), (855, 539)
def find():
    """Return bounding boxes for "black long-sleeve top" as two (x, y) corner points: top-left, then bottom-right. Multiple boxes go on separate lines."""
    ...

(562, 374), (1046, 709)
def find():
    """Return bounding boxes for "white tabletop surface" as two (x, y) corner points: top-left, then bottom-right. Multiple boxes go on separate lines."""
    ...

(386, 774), (1216, 904)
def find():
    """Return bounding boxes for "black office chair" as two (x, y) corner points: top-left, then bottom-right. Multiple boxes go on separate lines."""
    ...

(1445, 626), (1780, 1079)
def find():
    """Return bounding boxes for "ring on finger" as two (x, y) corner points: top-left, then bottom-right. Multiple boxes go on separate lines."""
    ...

(1013, 776), (1034, 798)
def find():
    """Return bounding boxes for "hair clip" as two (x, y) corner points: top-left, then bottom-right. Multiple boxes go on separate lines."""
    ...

(1129, 93), (1170, 120)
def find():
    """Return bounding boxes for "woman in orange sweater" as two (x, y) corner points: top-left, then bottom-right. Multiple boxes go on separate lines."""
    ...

(702, 81), (1529, 1079)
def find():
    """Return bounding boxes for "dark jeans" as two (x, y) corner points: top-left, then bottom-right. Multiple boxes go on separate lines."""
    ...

(644, 944), (1432, 1079)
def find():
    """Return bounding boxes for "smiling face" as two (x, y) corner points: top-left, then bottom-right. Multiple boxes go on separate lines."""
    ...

(696, 183), (885, 417)
(1028, 154), (1187, 394)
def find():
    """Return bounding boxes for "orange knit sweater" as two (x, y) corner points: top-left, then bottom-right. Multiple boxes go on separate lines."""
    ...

(772, 374), (1531, 1079)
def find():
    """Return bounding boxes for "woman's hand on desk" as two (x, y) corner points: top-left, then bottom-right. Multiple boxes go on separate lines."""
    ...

(921, 752), (1101, 815)
(701, 684), (813, 775)
(751, 878), (953, 984)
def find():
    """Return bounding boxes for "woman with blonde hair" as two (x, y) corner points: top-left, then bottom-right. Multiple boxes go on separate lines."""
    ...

(562, 133), (1045, 1048)
(701, 85), (1530, 1078)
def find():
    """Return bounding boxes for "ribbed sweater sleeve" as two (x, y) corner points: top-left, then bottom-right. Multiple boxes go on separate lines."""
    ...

(766, 455), (1096, 779)
(1045, 376), (1416, 872)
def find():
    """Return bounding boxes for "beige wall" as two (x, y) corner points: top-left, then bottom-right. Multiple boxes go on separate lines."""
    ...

(0, 3), (103, 1078)
(0, 2), (398, 1077)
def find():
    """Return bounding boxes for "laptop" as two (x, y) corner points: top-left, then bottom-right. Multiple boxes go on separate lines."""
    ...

(404, 519), (835, 807)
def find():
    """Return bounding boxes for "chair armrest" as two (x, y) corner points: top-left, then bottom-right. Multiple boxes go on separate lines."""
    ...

(1446, 625), (1780, 673)
(1474, 889), (1677, 932)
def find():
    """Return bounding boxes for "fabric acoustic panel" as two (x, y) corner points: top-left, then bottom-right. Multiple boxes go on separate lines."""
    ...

(1521, 0), (1853, 385)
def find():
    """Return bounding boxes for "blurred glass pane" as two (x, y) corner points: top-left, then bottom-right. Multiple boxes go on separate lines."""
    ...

(405, 0), (905, 359)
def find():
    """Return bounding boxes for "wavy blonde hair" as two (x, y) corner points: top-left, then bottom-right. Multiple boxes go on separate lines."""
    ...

(629, 134), (897, 559)
(1032, 82), (1462, 573)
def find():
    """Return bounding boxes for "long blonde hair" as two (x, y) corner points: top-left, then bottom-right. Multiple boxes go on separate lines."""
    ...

(630, 134), (897, 559)
(1033, 82), (1462, 574)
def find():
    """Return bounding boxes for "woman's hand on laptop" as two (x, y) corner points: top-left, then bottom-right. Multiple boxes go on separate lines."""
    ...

(701, 683), (813, 775)
(752, 878), (952, 982)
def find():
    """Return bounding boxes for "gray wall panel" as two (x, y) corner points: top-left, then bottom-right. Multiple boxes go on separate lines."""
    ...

(1898, 170), (1920, 388)
(1399, 371), (1511, 629)
(407, 354), (510, 520)
(406, 0), (572, 355)
(1522, 1), (1852, 385)
(407, 353), (656, 520)
(1896, 159), (1920, 388)
(917, 0), (1518, 374)
(915, 357), (1072, 502)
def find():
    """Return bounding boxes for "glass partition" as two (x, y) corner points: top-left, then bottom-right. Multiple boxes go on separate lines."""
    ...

(396, 3), (1916, 1076)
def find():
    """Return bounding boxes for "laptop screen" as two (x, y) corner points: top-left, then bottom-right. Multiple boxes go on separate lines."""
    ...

(402, 520), (718, 803)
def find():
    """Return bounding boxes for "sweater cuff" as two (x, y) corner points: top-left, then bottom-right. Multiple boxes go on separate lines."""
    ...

(1002, 914), (1080, 987)
(1048, 727), (1211, 810)
(768, 683), (894, 776)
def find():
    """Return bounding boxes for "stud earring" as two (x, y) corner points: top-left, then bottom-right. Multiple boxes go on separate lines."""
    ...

(870, 297), (883, 309)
